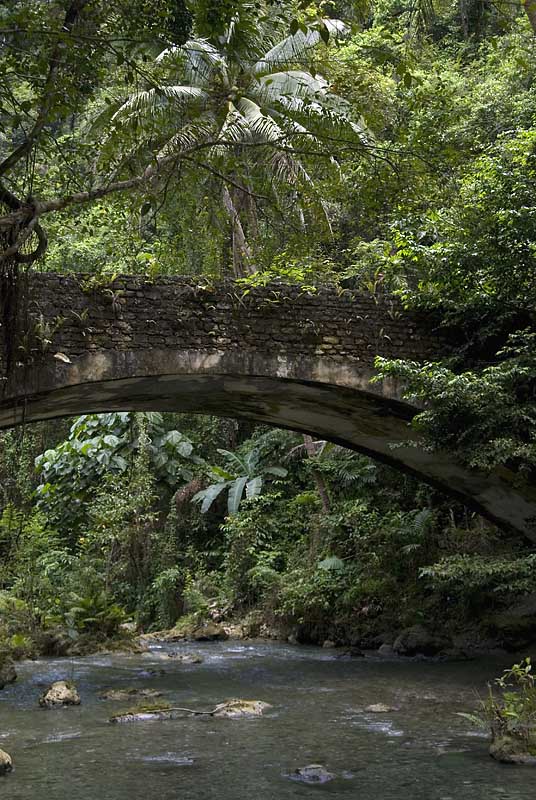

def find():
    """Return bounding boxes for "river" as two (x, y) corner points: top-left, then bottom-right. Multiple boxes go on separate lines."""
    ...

(0, 640), (533, 798)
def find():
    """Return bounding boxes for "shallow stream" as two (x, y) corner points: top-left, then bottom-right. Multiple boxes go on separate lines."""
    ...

(1, 641), (534, 799)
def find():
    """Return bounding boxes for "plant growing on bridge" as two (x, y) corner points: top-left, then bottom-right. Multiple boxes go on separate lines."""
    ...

(193, 447), (287, 516)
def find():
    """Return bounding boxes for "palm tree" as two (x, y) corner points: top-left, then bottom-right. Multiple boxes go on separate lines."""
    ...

(193, 447), (287, 515)
(107, 8), (364, 274)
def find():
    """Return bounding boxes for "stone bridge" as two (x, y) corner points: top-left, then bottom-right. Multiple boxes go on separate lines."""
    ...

(1, 273), (535, 539)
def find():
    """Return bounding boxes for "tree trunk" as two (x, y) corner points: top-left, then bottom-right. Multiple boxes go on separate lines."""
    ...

(524, 0), (536, 34)
(222, 185), (254, 277)
(303, 435), (330, 513)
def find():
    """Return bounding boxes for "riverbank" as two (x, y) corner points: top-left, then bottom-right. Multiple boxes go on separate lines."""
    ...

(136, 610), (536, 663)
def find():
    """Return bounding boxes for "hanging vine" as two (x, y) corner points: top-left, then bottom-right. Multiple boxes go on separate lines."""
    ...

(0, 188), (47, 385)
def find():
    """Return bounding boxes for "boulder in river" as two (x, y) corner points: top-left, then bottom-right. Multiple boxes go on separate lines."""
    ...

(490, 729), (536, 765)
(39, 680), (80, 707)
(99, 687), (163, 701)
(378, 644), (395, 657)
(289, 764), (335, 784)
(0, 656), (16, 690)
(393, 625), (446, 657)
(167, 652), (204, 664)
(0, 749), (12, 775)
(212, 699), (271, 718)
(148, 619), (228, 643)
(191, 622), (228, 642)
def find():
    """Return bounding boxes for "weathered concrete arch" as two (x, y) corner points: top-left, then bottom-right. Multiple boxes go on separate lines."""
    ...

(1, 274), (535, 539)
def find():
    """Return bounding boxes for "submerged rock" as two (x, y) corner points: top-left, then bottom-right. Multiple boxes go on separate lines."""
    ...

(289, 764), (335, 784)
(0, 749), (12, 775)
(366, 703), (399, 713)
(137, 668), (166, 678)
(212, 699), (271, 719)
(0, 657), (17, 690)
(167, 652), (204, 664)
(39, 681), (80, 707)
(99, 687), (163, 701)
(110, 708), (173, 724)
(336, 647), (365, 659)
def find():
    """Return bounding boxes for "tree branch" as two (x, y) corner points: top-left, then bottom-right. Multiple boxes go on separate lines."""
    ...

(0, 0), (91, 179)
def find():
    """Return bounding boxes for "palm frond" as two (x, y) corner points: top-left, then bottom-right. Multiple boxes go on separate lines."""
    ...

(157, 119), (215, 158)
(112, 86), (206, 121)
(236, 97), (285, 142)
(257, 70), (329, 101)
(254, 19), (347, 74)
(157, 38), (227, 86)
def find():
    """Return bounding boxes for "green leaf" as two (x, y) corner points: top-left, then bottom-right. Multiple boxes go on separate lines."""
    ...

(246, 475), (263, 498)
(228, 476), (248, 515)
(264, 466), (287, 477)
(193, 482), (229, 513)
(318, 556), (344, 571)
(319, 24), (330, 45)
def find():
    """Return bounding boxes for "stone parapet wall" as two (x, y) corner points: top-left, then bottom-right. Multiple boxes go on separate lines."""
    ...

(1, 274), (447, 372)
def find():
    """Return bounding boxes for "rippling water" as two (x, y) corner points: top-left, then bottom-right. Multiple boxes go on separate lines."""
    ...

(0, 641), (533, 799)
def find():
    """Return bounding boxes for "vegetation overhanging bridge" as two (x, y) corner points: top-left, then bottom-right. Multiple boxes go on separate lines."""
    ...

(1, 274), (535, 540)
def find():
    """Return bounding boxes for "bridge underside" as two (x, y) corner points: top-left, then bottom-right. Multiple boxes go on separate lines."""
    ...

(1, 358), (535, 541)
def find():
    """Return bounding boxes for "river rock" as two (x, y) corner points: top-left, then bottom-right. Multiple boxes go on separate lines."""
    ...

(191, 622), (228, 642)
(0, 749), (12, 774)
(34, 628), (72, 657)
(39, 681), (80, 707)
(119, 622), (138, 634)
(289, 764), (335, 783)
(0, 656), (17, 690)
(141, 651), (170, 660)
(168, 652), (204, 664)
(212, 699), (271, 718)
(110, 708), (173, 724)
(366, 703), (399, 713)
(322, 639), (336, 649)
(393, 625), (445, 657)
(99, 687), (163, 701)
(490, 730), (536, 765)
(378, 644), (395, 657)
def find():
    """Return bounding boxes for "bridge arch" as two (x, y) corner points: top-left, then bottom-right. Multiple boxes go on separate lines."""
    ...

(1, 274), (535, 539)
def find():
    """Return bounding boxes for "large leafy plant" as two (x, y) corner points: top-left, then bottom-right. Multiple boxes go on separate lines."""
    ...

(374, 330), (536, 477)
(35, 412), (199, 530)
(193, 447), (287, 515)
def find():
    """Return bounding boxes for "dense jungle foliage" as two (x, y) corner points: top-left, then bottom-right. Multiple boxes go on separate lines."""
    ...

(0, 0), (535, 658)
